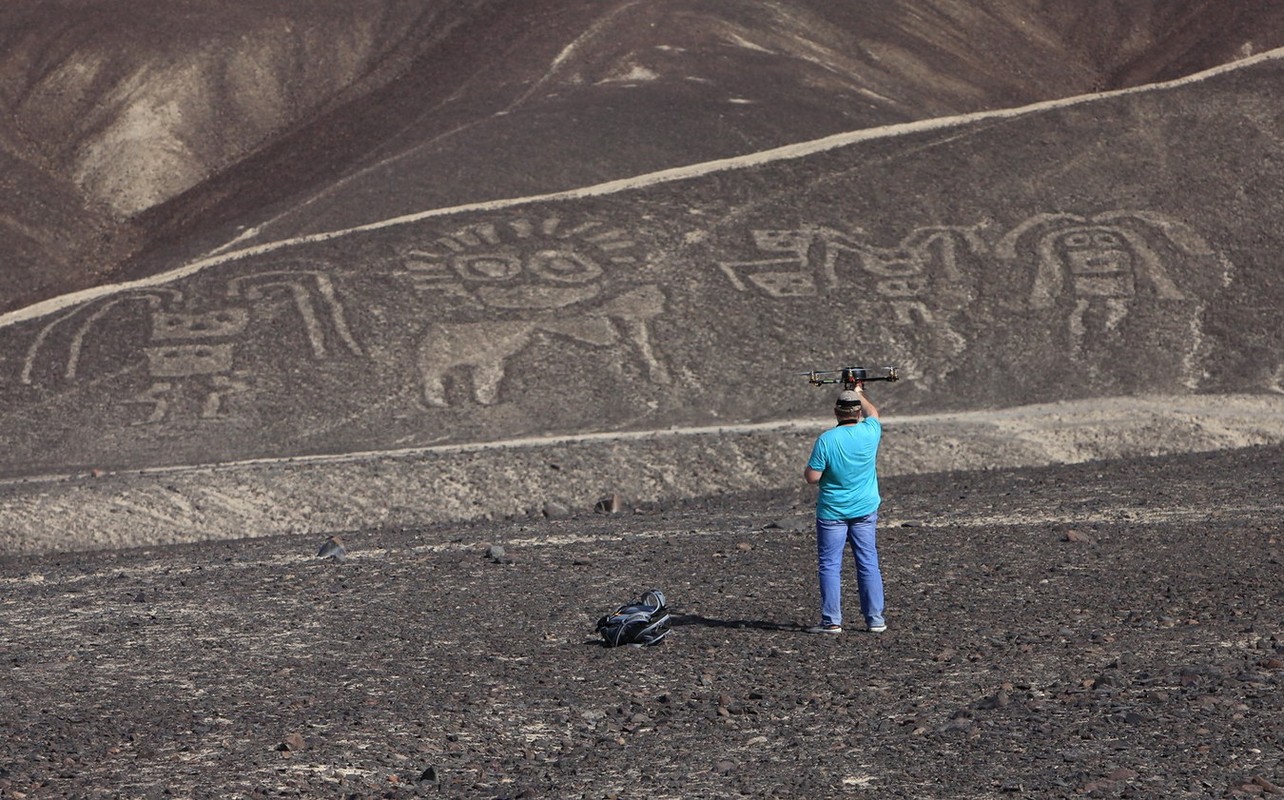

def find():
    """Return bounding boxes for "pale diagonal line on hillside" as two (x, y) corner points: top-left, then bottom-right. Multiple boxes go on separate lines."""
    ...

(2, 46), (1283, 332)
(207, 1), (648, 258)
(1, 394), (1280, 487)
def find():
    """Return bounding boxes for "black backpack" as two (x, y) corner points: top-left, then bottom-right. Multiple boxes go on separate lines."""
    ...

(596, 589), (671, 647)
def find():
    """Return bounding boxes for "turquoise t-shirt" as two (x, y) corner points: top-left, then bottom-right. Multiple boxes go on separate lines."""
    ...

(807, 417), (882, 520)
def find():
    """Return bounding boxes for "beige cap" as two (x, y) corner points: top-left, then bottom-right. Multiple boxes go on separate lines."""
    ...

(835, 390), (862, 409)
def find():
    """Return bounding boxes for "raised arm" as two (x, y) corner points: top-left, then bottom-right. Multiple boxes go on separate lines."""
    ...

(856, 385), (879, 419)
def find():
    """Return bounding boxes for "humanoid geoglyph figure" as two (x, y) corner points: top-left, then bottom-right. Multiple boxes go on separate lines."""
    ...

(996, 211), (1223, 387)
(718, 224), (981, 384)
(22, 271), (362, 424)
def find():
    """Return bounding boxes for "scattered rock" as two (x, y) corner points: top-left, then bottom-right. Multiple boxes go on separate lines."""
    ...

(316, 536), (346, 562)
(1062, 529), (1094, 544)
(2, 442), (1281, 796)
(277, 733), (306, 752)
(1093, 672), (1126, 690)
(542, 501), (570, 519)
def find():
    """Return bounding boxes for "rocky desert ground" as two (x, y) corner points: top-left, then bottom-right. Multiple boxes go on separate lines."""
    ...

(1, 442), (1281, 799)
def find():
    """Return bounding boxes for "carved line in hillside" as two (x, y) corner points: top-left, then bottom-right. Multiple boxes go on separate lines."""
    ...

(719, 211), (1218, 371)
(718, 224), (982, 382)
(392, 217), (669, 407)
(718, 224), (981, 297)
(0, 207), (1243, 433)
(21, 270), (364, 424)
(994, 211), (1212, 368)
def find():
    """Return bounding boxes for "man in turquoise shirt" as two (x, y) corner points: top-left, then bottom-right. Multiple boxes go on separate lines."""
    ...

(803, 384), (886, 634)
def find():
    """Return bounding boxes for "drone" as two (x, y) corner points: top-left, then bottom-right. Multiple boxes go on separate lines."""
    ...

(800, 365), (900, 390)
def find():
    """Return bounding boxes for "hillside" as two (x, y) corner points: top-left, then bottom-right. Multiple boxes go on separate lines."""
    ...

(1, 52), (1281, 481)
(4, 1), (1284, 308)
(0, 1), (1281, 556)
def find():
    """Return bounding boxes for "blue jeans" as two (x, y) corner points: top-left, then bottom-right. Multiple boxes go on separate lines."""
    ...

(816, 513), (884, 628)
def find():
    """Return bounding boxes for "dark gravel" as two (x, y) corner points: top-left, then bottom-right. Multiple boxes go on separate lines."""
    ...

(1, 444), (1280, 798)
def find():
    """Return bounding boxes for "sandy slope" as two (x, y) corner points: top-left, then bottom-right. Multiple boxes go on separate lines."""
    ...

(1, 392), (1279, 556)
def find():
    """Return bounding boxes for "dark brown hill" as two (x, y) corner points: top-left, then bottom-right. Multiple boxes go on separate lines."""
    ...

(1, 52), (1280, 483)
(4, 1), (1284, 309)
(1, 2), (1282, 553)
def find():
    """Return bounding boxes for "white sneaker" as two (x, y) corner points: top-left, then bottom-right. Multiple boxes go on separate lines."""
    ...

(867, 624), (887, 633)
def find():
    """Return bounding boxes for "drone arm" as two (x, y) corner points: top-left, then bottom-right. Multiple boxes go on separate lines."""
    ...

(801, 366), (899, 388)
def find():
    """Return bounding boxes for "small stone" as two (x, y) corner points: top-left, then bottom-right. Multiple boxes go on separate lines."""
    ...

(542, 501), (569, 519)
(1062, 529), (1094, 544)
(316, 536), (347, 561)
(278, 733), (306, 752)
(1252, 775), (1283, 794)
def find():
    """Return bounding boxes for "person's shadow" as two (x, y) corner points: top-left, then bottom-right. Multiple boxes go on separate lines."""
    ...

(669, 613), (806, 633)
